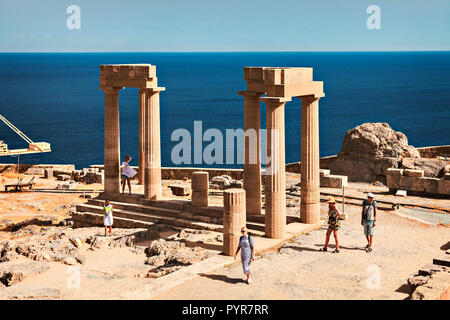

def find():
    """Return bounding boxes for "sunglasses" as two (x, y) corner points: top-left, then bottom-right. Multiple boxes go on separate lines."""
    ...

(241, 230), (246, 233)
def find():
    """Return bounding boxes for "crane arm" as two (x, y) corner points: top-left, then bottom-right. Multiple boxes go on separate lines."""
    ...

(0, 114), (34, 144)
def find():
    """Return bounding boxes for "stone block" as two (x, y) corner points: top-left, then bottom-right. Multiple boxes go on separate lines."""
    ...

(437, 179), (450, 195)
(395, 189), (407, 197)
(386, 168), (403, 189)
(169, 185), (190, 196)
(44, 169), (53, 179)
(319, 169), (330, 177)
(25, 168), (44, 176)
(57, 174), (71, 181)
(399, 175), (424, 192)
(422, 177), (440, 194)
(433, 255), (450, 267)
(95, 173), (104, 184)
(320, 174), (348, 188)
(404, 169), (424, 177)
(444, 173), (450, 180)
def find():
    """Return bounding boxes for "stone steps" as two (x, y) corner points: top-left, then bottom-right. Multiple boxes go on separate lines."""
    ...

(75, 202), (266, 236)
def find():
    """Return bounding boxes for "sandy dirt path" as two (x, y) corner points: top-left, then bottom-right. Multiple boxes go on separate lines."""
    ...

(153, 203), (449, 300)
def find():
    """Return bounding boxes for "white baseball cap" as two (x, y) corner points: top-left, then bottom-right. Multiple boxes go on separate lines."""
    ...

(367, 192), (374, 198)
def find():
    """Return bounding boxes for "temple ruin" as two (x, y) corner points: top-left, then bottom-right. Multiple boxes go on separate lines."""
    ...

(94, 64), (325, 253)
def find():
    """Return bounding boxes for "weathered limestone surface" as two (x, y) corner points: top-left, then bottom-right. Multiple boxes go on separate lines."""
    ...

(330, 122), (420, 183)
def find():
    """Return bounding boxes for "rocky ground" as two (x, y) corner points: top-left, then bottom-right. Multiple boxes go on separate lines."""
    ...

(0, 172), (448, 300)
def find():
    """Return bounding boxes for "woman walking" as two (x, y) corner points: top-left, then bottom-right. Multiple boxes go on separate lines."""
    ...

(103, 199), (114, 236)
(121, 155), (137, 194)
(234, 226), (255, 284)
(320, 197), (342, 253)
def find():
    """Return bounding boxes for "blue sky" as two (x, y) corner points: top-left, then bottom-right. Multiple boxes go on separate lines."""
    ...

(0, 0), (449, 52)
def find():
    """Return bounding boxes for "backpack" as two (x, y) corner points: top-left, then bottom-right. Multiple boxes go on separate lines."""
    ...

(240, 235), (254, 249)
(362, 200), (375, 220)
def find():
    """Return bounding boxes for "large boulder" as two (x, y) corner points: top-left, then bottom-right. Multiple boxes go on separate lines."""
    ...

(330, 123), (420, 183)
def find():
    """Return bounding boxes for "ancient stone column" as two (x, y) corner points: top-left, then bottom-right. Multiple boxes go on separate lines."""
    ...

(102, 87), (121, 194)
(191, 171), (209, 207)
(239, 91), (262, 216)
(138, 89), (146, 185)
(300, 95), (321, 224)
(223, 188), (246, 256)
(144, 88), (163, 200)
(262, 97), (289, 239)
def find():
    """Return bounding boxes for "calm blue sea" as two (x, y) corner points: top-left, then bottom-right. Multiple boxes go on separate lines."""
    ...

(0, 52), (449, 169)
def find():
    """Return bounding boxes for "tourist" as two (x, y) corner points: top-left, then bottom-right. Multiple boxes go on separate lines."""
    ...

(103, 199), (113, 236)
(121, 155), (137, 194)
(234, 226), (255, 284)
(361, 192), (377, 252)
(320, 197), (341, 253)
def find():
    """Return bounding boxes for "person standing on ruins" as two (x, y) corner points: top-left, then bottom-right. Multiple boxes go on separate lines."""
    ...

(320, 197), (342, 253)
(121, 155), (137, 194)
(234, 226), (255, 284)
(103, 199), (114, 236)
(361, 192), (377, 252)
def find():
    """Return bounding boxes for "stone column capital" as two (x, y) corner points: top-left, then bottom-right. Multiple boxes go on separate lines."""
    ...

(99, 86), (122, 93)
(140, 87), (166, 94)
(299, 95), (321, 104)
(260, 96), (292, 104)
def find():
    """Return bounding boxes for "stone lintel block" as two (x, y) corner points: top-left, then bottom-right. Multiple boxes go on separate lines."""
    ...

(319, 169), (331, 177)
(100, 64), (156, 79)
(99, 78), (158, 89)
(263, 67), (313, 85)
(404, 169), (424, 177)
(444, 173), (450, 180)
(266, 81), (324, 98)
(422, 177), (440, 194)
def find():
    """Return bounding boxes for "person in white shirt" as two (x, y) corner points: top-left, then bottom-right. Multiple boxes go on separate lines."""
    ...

(103, 200), (113, 236)
(121, 155), (137, 194)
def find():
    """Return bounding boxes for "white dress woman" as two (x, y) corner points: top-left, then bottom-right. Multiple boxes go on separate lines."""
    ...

(103, 201), (113, 236)
(121, 155), (137, 194)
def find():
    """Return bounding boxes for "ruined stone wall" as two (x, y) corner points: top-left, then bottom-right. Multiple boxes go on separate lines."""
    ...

(417, 145), (450, 159)
(386, 168), (450, 196)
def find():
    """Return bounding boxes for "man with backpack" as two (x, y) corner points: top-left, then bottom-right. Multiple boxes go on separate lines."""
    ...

(361, 192), (377, 252)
